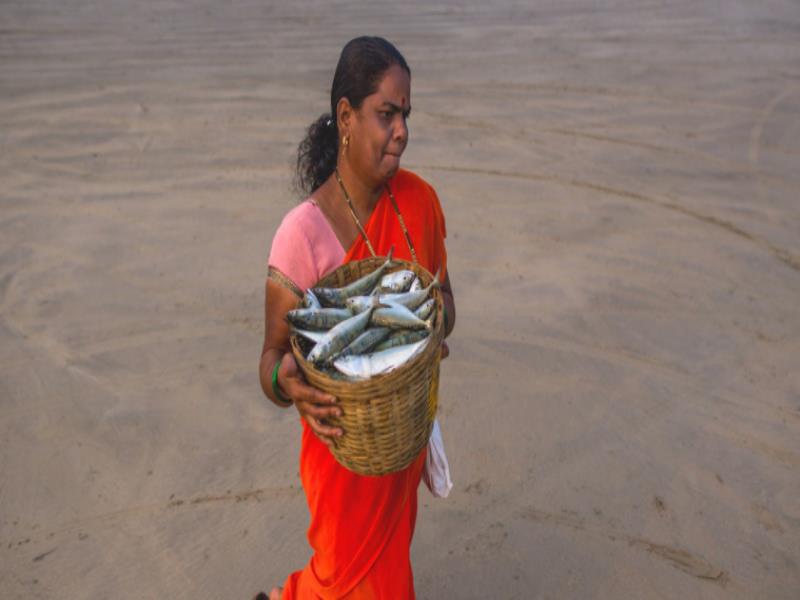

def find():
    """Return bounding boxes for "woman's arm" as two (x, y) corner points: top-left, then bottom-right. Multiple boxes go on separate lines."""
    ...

(440, 271), (455, 338)
(438, 271), (455, 359)
(259, 278), (343, 446)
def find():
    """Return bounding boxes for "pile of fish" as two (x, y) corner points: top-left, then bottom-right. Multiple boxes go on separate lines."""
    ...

(287, 250), (439, 380)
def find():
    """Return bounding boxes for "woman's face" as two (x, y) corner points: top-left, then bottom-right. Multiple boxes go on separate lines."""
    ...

(345, 64), (411, 186)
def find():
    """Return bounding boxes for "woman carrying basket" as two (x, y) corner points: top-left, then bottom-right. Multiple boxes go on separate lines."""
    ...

(257, 36), (456, 600)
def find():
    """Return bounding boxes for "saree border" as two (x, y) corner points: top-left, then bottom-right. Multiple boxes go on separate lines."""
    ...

(268, 265), (303, 299)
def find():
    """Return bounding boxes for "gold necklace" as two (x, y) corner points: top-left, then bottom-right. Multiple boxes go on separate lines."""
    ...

(334, 167), (418, 263)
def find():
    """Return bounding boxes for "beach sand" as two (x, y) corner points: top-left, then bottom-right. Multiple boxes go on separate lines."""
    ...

(1, 1), (799, 598)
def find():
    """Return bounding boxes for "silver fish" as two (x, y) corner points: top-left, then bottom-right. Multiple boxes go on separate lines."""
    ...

(306, 299), (385, 364)
(379, 269), (440, 310)
(336, 327), (391, 359)
(286, 307), (352, 330)
(408, 277), (423, 293)
(312, 247), (395, 307)
(414, 298), (436, 321)
(349, 291), (437, 318)
(372, 302), (430, 330)
(333, 338), (429, 379)
(293, 329), (327, 344)
(303, 289), (322, 309)
(375, 270), (416, 294)
(373, 328), (429, 352)
(345, 295), (377, 314)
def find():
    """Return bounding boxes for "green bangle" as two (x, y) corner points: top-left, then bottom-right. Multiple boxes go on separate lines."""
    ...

(272, 358), (292, 406)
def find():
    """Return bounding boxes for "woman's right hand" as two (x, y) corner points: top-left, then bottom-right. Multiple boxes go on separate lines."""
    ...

(278, 352), (344, 447)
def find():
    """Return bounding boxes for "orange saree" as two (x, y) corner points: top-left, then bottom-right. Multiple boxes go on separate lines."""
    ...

(280, 169), (448, 599)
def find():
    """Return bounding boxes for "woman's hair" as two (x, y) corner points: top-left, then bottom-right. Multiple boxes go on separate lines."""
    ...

(295, 36), (410, 195)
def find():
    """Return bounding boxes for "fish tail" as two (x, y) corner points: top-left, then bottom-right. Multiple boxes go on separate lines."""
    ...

(427, 268), (442, 290)
(371, 296), (392, 310)
(383, 245), (398, 268)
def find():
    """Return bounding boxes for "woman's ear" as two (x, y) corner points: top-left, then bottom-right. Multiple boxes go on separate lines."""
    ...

(336, 97), (353, 136)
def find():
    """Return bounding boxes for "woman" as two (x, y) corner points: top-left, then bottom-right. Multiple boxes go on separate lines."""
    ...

(258, 36), (456, 600)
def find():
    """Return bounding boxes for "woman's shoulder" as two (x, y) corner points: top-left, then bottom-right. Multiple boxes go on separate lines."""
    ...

(391, 169), (444, 220)
(390, 169), (447, 273)
(276, 198), (326, 235)
(392, 168), (437, 197)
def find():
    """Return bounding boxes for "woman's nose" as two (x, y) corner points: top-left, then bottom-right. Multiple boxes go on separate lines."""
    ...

(394, 114), (408, 144)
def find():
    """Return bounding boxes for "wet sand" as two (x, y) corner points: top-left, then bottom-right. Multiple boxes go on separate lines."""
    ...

(1, 1), (799, 598)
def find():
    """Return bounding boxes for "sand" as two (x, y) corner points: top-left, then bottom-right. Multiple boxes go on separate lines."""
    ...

(1, 1), (799, 598)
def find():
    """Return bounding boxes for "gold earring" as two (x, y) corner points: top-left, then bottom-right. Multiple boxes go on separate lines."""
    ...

(342, 135), (349, 147)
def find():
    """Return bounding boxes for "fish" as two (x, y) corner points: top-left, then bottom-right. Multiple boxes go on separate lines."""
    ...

(346, 274), (438, 315)
(303, 289), (322, 309)
(414, 298), (436, 321)
(372, 302), (430, 330)
(345, 295), (378, 314)
(293, 329), (327, 344)
(336, 327), (391, 360)
(286, 307), (352, 330)
(333, 338), (429, 379)
(408, 277), (423, 293)
(375, 269), (416, 294)
(312, 247), (395, 307)
(372, 328), (429, 352)
(306, 298), (386, 364)
(379, 268), (440, 310)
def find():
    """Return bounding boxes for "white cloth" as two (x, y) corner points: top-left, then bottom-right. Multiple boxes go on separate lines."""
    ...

(422, 418), (453, 498)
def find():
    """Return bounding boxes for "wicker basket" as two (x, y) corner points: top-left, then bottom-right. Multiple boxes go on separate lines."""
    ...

(290, 256), (444, 476)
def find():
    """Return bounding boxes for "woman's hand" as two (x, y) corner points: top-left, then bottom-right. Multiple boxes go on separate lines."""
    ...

(278, 352), (344, 447)
(260, 278), (342, 446)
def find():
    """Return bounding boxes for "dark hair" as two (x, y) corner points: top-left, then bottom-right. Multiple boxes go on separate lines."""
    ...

(295, 36), (410, 195)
